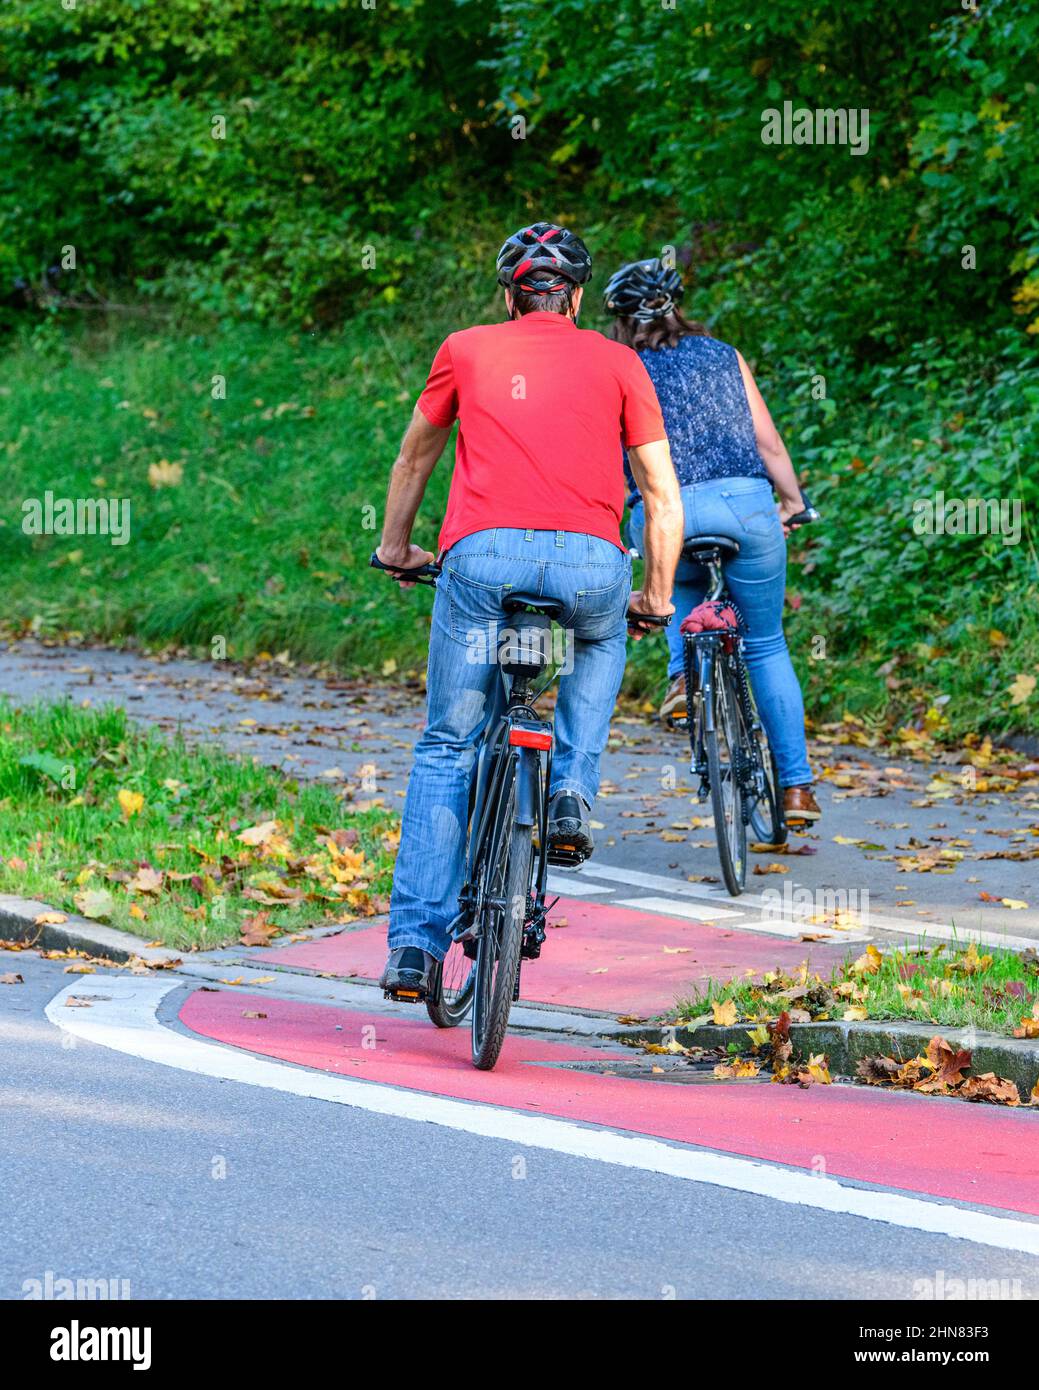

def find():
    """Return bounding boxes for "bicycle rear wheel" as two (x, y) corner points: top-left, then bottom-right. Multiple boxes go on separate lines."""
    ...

(748, 726), (787, 847)
(742, 680), (786, 847)
(705, 656), (746, 895)
(425, 938), (475, 1028)
(471, 766), (533, 1069)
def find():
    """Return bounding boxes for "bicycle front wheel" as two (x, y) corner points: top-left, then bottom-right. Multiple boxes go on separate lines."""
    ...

(472, 818), (532, 1070)
(705, 657), (747, 895)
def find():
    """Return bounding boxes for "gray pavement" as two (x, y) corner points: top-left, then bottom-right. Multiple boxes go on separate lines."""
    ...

(4, 951), (1038, 1300)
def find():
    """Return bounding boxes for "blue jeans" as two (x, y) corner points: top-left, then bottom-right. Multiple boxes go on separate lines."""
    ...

(628, 477), (812, 788)
(389, 528), (631, 959)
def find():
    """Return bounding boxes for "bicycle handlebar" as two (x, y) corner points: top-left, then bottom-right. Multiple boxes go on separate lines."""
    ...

(369, 552), (442, 586)
(786, 492), (821, 529)
(626, 609), (672, 633)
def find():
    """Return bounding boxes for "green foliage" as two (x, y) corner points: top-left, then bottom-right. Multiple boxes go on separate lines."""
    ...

(2, 0), (1037, 345)
(1, 313), (1035, 737)
(1, 1), (1037, 736)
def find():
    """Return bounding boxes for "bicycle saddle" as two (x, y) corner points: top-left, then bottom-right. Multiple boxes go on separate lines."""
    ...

(682, 534), (741, 564)
(503, 592), (566, 620)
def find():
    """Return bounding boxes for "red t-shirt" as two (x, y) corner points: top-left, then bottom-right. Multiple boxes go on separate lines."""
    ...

(417, 311), (665, 552)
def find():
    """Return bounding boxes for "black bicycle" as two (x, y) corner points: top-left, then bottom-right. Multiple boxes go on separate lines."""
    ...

(679, 498), (820, 895)
(371, 551), (668, 1069)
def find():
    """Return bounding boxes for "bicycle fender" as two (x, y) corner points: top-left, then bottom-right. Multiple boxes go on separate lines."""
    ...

(699, 650), (716, 733)
(514, 748), (540, 828)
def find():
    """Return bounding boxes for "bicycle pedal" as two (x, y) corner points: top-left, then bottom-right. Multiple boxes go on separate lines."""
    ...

(547, 845), (587, 868)
(383, 986), (425, 1004)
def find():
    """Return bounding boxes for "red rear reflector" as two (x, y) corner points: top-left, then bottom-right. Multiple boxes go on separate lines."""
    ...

(509, 727), (552, 750)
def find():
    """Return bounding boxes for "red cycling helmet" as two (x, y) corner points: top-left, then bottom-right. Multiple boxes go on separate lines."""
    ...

(495, 222), (593, 294)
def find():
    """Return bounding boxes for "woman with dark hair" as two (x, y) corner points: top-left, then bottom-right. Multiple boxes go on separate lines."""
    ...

(605, 258), (819, 824)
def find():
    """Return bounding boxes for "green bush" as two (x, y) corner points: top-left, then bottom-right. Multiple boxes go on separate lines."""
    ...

(2, 0), (1036, 347)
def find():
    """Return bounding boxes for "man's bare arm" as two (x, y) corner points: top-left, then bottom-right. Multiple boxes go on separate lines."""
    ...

(376, 404), (452, 573)
(626, 438), (683, 618)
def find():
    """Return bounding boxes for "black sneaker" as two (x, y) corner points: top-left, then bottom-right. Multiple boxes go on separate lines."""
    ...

(380, 946), (435, 1001)
(546, 789), (594, 866)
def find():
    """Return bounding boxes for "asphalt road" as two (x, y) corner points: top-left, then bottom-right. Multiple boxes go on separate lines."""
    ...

(5, 952), (1039, 1301)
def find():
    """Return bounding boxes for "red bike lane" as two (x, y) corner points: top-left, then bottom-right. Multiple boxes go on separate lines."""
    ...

(240, 895), (858, 1016)
(179, 985), (1039, 1219)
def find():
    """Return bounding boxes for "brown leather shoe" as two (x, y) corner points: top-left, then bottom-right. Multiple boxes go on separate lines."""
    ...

(784, 784), (821, 822)
(659, 675), (687, 722)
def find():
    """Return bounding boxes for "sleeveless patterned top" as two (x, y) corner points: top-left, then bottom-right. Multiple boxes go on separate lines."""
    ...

(624, 334), (769, 503)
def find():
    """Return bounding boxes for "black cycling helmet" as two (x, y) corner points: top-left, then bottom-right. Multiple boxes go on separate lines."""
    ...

(495, 221), (593, 293)
(603, 258), (684, 321)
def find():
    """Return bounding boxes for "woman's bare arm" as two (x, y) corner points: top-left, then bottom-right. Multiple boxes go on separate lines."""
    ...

(736, 351), (805, 529)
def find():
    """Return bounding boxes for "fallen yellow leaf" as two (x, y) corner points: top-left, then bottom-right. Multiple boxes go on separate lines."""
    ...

(711, 998), (738, 1026)
(117, 789), (144, 819)
(1008, 673), (1036, 706)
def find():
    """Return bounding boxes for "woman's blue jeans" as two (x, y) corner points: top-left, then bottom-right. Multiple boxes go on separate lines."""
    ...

(628, 477), (812, 789)
(388, 528), (631, 960)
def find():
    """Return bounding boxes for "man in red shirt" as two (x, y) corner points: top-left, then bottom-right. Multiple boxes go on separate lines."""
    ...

(375, 223), (682, 997)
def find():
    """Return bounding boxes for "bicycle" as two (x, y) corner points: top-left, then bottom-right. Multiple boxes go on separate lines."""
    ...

(678, 498), (820, 896)
(371, 551), (669, 1069)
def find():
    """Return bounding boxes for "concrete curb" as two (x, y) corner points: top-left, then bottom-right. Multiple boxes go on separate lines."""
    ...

(0, 894), (182, 967)
(628, 1018), (1039, 1098)
(6, 888), (1038, 1098)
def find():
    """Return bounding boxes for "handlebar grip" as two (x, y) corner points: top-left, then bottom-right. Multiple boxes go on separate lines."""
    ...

(370, 552), (442, 585)
(626, 609), (672, 631)
(786, 492), (821, 529)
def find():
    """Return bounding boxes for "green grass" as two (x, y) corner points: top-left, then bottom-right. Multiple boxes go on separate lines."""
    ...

(676, 940), (1039, 1039)
(1, 310), (1036, 740)
(0, 698), (398, 951)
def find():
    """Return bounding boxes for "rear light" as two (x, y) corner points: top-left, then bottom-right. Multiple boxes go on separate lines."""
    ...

(509, 726), (552, 750)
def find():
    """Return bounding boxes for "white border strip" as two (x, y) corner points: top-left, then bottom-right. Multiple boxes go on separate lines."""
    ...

(44, 978), (1039, 1257)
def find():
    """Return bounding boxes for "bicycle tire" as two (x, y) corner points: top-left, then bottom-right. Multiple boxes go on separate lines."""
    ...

(741, 681), (787, 847)
(749, 729), (787, 847)
(427, 726), (502, 1029)
(425, 939), (475, 1028)
(471, 819), (532, 1070)
(705, 656), (746, 895)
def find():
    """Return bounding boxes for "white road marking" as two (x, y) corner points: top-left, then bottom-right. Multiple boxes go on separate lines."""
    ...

(546, 875), (614, 897)
(44, 977), (1039, 1257)
(619, 901), (868, 941)
(577, 862), (746, 903)
(615, 896), (743, 922)
(580, 861), (1037, 951)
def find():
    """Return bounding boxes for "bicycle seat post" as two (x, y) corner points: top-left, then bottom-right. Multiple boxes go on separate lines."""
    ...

(681, 535), (740, 602)
(704, 554), (725, 601)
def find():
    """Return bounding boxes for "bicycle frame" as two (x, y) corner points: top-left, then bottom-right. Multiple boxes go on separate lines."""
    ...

(682, 549), (777, 845)
(442, 659), (556, 980)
